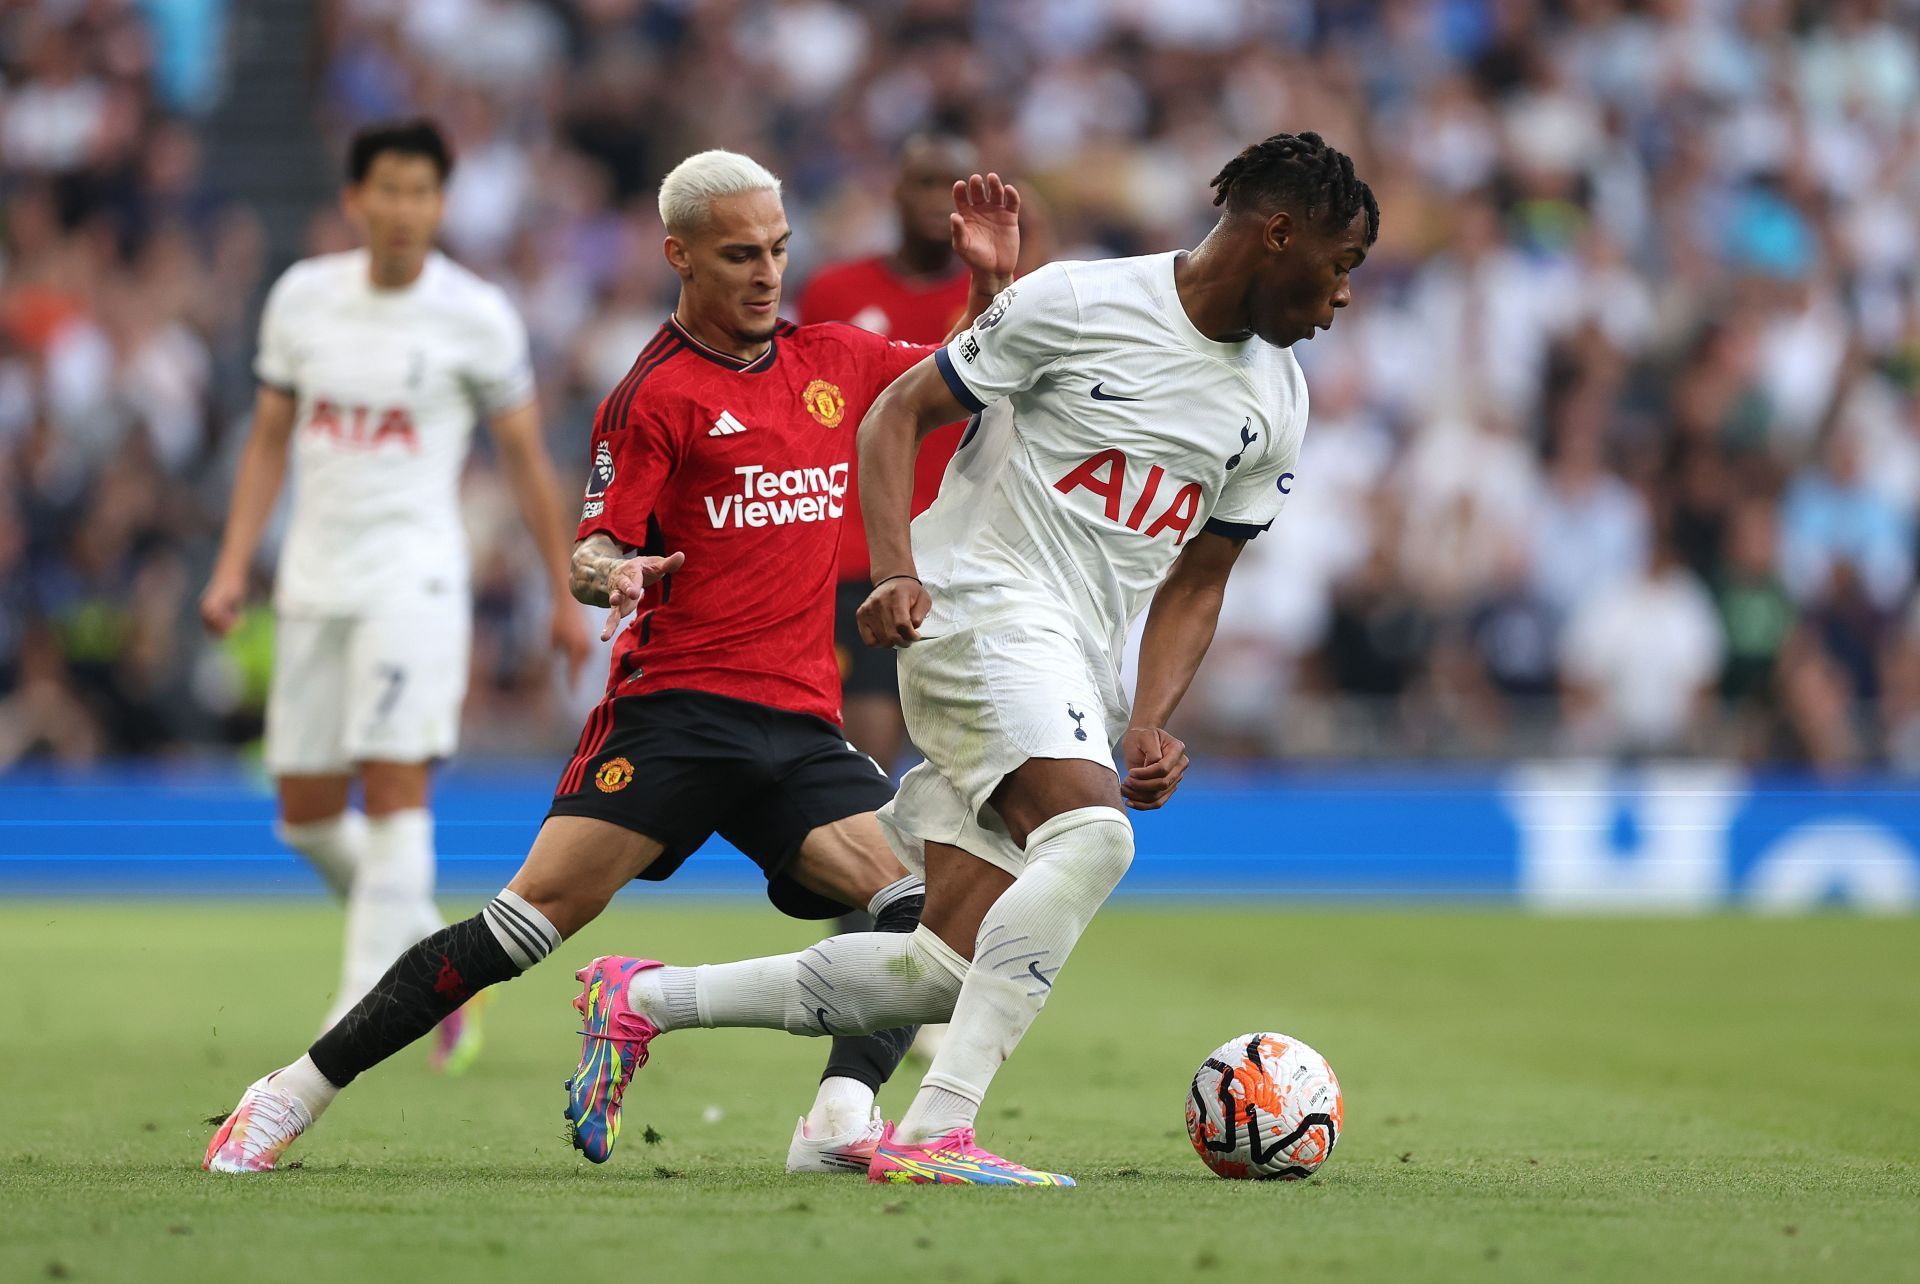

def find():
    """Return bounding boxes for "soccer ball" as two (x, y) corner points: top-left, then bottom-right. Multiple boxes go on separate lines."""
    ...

(1186, 1032), (1342, 1180)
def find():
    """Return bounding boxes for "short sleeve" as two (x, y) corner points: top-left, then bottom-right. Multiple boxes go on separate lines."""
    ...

(933, 262), (1082, 413)
(253, 269), (300, 393)
(827, 323), (940, 401)
(878, 335), (939, 389)
(1204, 385), (1308, 541)
(576, 393), (680, 548)
(466, 292), (536, 416)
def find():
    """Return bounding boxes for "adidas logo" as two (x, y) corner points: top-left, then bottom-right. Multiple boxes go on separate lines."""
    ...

(709, 411), (748, 437)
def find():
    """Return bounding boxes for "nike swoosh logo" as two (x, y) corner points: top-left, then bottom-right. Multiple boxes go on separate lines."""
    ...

(1026, 960), (1053, 989)
(1089, 383), (1140, 402)
(815, 1008), (837, 1036)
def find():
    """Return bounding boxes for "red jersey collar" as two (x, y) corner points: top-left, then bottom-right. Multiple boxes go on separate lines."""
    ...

(667, 314), (792, 373)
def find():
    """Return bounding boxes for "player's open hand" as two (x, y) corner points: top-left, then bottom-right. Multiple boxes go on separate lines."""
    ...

(1121, 726), (1188, 811)
(950, 173), (1020, 281)
(198, 567), (248, 637)
(858, 575), (932, 648)
(601, 551), (686, 642)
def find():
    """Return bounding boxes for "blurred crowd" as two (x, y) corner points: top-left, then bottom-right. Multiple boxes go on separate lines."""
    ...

(3, 0), (1919, 772)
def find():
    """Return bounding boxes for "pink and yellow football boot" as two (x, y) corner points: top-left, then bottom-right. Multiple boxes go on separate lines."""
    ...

(867, 1123), (1075, 1186)
(563, 956), (663, 1163)
(202, 1075), (312, 1173)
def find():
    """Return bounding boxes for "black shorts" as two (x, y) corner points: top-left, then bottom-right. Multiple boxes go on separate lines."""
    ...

(834, 579), (899, 699)
(547, 689), (893, 919)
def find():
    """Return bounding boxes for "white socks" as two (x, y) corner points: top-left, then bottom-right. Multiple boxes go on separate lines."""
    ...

(270, 1053), (340, 1121)
(898, 806), (1134, 1143)
(805, 1076), (877, 1138)
(321, 808), (441, 1027)
(899, 1087), (976, 1143)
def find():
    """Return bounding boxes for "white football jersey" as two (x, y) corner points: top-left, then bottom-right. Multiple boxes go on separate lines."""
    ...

(256, 249), (534, 614)
(914, 252), (1308, 712)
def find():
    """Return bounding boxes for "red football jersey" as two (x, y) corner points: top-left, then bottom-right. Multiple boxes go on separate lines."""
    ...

(577, 315), (932, 724)
(795, 256), (972, 582)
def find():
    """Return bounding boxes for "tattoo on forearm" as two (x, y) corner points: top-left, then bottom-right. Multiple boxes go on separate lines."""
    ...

(569, 534), (629, 606)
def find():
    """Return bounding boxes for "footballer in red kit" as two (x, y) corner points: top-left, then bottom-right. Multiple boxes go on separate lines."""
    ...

(200, 148), (1020, 1181)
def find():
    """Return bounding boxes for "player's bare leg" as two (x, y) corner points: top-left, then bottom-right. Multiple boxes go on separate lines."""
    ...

(504, 816), (666, 936)
(206, 816), (653, 1172)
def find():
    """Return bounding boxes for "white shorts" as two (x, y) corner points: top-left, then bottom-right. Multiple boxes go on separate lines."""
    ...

(877, 616), (1118, 878)
(264, 608), (472, 775)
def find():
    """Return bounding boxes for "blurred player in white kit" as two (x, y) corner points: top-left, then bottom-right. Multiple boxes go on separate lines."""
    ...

(200, 119), (590, 1069)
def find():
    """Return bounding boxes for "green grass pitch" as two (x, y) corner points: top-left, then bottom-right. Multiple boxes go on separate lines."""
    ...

(2, 903), (1915, 1282)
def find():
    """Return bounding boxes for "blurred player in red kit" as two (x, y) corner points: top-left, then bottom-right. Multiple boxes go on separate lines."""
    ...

(796, 133), (980, 774)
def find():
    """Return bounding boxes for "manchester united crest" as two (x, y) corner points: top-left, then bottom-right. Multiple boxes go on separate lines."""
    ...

(802, 379), (846, 428)
(594, 756), (635, 793)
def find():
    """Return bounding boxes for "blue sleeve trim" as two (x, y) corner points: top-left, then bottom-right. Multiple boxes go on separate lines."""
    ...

(934, 346), (988, 415)
(1203, 517), (1272, 541)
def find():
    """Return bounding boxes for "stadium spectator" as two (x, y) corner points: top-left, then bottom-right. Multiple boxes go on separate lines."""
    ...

(1529, 410), (1649, 621)
(1560, 524), (1726, 757)
(1779, 428), (1916, 613)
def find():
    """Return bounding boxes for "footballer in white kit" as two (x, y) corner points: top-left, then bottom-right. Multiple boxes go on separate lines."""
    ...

(874, 248), (1308, 880)
(258, 246), (527, 773)
(201, 121), (589, 1060)
(553, 132), (1377, 1189)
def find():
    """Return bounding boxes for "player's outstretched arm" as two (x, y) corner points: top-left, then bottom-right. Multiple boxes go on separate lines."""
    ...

(488, 401), (593, 681)
(854, 359), (969, 648)
(1125, 532), (1249, 809)
(948, 172), (1020, 338)
(569, 534), (685, 642)
(199, 385), (297, 636)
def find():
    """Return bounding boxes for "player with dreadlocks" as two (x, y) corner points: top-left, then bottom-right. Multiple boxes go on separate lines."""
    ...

(555, 132), (1377, 1186)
